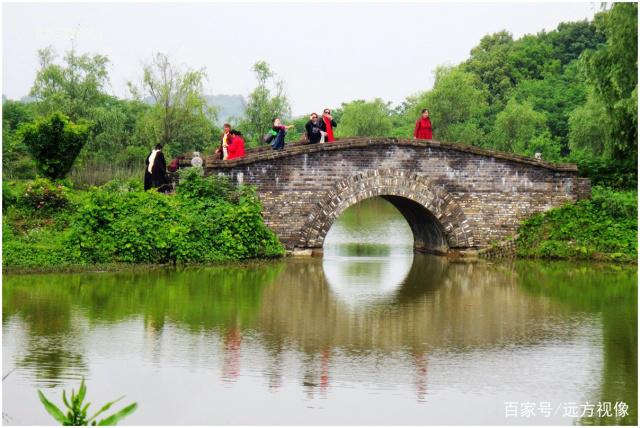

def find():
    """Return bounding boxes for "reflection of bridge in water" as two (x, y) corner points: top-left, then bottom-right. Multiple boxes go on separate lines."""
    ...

(212, 255), (580, 397)
(257, 256), (569, 353)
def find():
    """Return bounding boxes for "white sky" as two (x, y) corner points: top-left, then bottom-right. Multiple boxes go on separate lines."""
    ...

(2, 1), (600, 116)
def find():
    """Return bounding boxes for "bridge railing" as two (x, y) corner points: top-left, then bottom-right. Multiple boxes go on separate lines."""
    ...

(177, 137), (579, 172)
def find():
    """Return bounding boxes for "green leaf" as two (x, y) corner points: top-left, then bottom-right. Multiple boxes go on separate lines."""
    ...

(87, 396), (123, 423)
(78, 379), (87, 404)
(38, 390), (67, 424)
(62, 389), (70, 410)
(97, 402), (138, 426)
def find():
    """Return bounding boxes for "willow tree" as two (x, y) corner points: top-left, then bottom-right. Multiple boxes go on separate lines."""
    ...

(29, 46), (110, 121)
(129, 52), (217, 156)
(582, 2), (637, 163)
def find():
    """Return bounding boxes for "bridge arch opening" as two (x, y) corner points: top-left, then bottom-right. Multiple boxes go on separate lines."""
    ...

(299, 170), (474, 255)
(321, 196), (448, 255)
(323, 196), (415, 253)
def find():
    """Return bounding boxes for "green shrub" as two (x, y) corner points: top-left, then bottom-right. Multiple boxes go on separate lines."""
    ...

(176, 167), (238, 203)
(20, 177), (70, 211)
(100, 178), (144, 193)
(19, 112), (92, 180)
(3, 172), (284, 269)
(2, 229), (81, 268)
(63, 173), (283, 265)
(571, 152), (637, 190)
(517, 186), (637, 261)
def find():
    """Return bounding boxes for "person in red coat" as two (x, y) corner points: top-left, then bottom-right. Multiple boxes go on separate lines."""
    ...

(320, 108), (338, 142)
(414, 109), (433, 140)
(226, 130), (245, 160)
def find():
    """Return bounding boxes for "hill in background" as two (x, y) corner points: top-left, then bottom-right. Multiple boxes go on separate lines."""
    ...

(139, 93), (246, 126)
(204, 94), (246, 125)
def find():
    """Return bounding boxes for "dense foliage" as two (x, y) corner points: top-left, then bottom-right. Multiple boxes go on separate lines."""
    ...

(19, 112), (92, 179)
(517, 186), (637, 262)
(337, 99), (393, 137)
(3, 171), (284, 269)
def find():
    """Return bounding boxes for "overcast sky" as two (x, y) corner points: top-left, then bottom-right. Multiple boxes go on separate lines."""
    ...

(3, 2), (600, 116)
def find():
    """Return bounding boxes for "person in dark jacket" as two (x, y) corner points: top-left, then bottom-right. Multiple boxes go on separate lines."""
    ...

(414, 109), (433, 140)
(144, 144), (170, 192)
(304, 113), (323, 144)
(320, 108), (338, 142)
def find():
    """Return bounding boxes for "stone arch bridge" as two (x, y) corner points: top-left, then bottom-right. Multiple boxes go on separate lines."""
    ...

(198, 138), (590, 255)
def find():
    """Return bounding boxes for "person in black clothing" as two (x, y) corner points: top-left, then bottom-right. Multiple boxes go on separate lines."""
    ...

(304, 113), (323, 144)
(144, 144), (170, 192)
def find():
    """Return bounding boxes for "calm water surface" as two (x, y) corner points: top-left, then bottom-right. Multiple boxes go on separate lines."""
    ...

(2, 198), (637, 425)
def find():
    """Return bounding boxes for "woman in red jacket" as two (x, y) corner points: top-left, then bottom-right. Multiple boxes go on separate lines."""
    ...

(414, 109), (433, 140)
(226, 130), (245, 160)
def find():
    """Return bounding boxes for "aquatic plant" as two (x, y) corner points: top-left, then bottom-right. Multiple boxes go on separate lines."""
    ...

(38, 378), (137, 426)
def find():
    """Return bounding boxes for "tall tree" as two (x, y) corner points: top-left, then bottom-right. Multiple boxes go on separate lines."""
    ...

(416, 66), (489, 145)
(510, 61), (588, 151)
(490, 98), (549, 155)
(129, 52), (217, 156)
(239, 61), (291, 145)
(545, 20), (605, 65)
(568, 92), (610, 157)
(30, 46), (110, 121)
(463, 31), (515, 113)
(581, 2), (637, 163)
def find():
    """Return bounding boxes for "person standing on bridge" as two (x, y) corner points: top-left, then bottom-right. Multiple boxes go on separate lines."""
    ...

(320, 108), (338, 142)
(305, 113), (323, 144)
(216, 123), (232, 160)
(414, 109), (433, 140)
(271, 118), (295, 150)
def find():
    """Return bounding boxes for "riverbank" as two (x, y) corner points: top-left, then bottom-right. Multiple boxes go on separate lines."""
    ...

(516, 186), (637, 263)
(3, 178), (636, 272)
(2, 169), (284, 271)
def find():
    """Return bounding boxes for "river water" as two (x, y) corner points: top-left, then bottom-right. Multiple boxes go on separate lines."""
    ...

(2, 198), (637, 425)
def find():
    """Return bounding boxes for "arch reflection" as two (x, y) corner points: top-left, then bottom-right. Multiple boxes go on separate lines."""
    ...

(323, 197), (415, 307)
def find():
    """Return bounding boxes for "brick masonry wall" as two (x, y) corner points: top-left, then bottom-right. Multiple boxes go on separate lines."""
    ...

(202, 137), (589, 252)
(478, 237), (518, 259)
